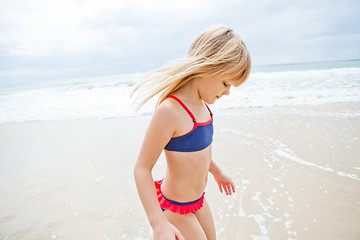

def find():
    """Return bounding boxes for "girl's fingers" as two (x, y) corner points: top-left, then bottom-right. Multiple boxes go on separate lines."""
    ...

(223, 185), (229, 195)
(226, 185), (231, 195)
(175, 229), (185, 240)
(218, 180), (236, 195)
(231, 181), (235, 193)
(226, 183), (234, 195)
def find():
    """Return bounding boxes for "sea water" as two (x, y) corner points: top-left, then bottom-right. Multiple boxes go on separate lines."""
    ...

(0, 59), (359, 124)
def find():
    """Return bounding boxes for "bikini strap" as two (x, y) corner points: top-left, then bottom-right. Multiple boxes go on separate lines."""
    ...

(167, 95), (196, 122)
(204, 102), (213, 118)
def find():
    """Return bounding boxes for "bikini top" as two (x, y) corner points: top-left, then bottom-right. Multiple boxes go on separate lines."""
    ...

(164, 95), (213, 152)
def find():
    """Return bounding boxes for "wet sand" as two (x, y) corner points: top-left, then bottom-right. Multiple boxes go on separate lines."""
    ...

(1, 103), (359, 239)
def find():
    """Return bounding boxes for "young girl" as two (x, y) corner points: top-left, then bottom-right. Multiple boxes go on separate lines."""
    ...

(132, 25), (251, 240)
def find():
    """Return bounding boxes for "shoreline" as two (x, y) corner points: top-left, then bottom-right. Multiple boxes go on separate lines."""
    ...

(1, 101), (360, 126)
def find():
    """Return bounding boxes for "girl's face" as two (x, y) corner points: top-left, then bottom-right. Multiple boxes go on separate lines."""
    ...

(197, 74), (232, 104)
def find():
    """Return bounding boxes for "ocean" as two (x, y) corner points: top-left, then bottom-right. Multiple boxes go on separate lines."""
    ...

(0, 59), (359, 124)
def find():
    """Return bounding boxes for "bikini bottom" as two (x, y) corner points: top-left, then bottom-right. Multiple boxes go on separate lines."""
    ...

(155, 179), (205, 215)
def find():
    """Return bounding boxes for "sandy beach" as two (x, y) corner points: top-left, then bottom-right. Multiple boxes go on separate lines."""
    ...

(1, 102), (359, 240)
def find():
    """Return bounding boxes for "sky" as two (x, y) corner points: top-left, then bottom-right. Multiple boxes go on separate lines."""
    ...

(0, 0), (359, 85)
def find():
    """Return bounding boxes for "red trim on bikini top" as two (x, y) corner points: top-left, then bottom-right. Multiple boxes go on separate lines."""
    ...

(165, 95), (214, 152)
(166, 95), (213, 123)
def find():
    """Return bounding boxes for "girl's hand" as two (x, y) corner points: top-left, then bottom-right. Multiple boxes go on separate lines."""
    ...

(213, 172), (235, 195)
(153, 221), (185, 240)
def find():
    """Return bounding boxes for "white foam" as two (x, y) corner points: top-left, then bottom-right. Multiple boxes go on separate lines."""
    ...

(250, 236), (270, 240)
(284, 220), (293, 229)
(238, 198), (246, 217)
(248, 214), (269, 237)
(95, 176), (104, 182)
(275, 147), (360, 181)
(276, 148), (334, 172)
(337, 171), (360, 181)
(1, 65), (359, 124)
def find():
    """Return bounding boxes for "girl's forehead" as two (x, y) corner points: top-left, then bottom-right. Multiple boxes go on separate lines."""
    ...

(217, 74), (238, 83)
(205, 73), (239, 85)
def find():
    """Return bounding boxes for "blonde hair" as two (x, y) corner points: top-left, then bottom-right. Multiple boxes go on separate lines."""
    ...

(131, 25), (251, 109)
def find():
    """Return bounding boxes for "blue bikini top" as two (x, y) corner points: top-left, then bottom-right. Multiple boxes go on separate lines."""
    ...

(164, 95), (213, 152)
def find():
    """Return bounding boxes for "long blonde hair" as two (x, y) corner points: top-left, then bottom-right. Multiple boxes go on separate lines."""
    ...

(131, 25), (251, 109)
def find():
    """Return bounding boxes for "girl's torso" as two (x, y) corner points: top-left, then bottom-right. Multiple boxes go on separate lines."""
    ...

(160, 95), (213, 202)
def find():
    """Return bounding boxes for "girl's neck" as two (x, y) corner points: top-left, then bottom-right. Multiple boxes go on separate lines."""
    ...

(173, 78), (203, 105)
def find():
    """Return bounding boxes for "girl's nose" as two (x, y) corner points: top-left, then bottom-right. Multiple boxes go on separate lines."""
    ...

(223, 88), (230, 96)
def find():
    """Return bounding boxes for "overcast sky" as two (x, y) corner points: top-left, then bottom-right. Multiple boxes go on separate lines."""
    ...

(0, 0), (359, 85)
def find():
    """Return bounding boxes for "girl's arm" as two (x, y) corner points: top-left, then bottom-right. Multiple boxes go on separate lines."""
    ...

(208, 146), (236, 195)
(134, 103), (184, 239)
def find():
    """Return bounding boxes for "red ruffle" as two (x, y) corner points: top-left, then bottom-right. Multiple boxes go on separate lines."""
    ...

(155, 180), (204, 215)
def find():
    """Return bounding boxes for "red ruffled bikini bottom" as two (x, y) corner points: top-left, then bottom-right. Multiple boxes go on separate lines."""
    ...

(155, 179), (205, 215)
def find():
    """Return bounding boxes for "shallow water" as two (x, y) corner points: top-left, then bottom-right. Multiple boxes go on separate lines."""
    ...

(1, 103), (359, 239)
(211, 103), (360, 239)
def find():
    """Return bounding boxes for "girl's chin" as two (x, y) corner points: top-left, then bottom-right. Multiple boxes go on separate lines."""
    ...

(207, 98), (217, 104)
(202, 96), (217, 104)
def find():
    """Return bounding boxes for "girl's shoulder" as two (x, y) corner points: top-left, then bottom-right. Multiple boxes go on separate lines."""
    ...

(154, 98), (182, 120)
(147, 98), (183, 139)
(151, 98), (182, 125)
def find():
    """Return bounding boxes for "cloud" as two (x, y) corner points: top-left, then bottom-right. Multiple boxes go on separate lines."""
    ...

(0, 0), (142, 56)
(0, 0), (219, 57)
(233, 0), (360, 64)
(0, 0), (359, 85)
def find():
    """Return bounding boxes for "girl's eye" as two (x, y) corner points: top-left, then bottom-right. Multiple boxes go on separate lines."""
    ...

(223, 82), (228, 87)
